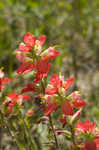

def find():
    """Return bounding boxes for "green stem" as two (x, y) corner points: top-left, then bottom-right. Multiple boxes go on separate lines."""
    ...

(70, 125), (78, 150)
(49, 115), (60, 150)
(19, 111), (36, 150)
(2, 116), (20, 150)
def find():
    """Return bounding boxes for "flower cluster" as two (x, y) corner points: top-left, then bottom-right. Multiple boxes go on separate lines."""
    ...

(72, 120), (99, 150)
(15, 32), (59, 83)
(4, 92), (31, 114)
(0, 33), (99, 150)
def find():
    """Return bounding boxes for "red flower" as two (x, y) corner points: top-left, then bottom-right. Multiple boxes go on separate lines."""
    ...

(75, 120), (99, 150)
(5, 92), (31, 107)
(45, 74), (62, 95)
(45, 74), (74, 96)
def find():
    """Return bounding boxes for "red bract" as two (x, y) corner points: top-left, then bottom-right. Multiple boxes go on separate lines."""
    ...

(21, 83), (37, 93)
(72, 91), (86, 108)
(84, 140), (96, 150)
(17, 63), (34, 74)
(95, 138), (99, 148)
(19, 43), (32, 52)
(45, 101), (57, 116)
(24, 32), (36, 47)
(64, 77), (74, 90)
(36, 59), (50, 77)
(61, 101), (74, 116)
(45, 88), (57, 95)
(73, 100), (86, 108)
(0, 71), (11, 91)
(44, 95), (57, 116)
(33, 59), (50, 82)
(37, 35), (46, 46)
(50, 74), (62, 88)
(41, 47), (60, 61)
(16, 50), (26, 63)
(45, 74), (62, 94)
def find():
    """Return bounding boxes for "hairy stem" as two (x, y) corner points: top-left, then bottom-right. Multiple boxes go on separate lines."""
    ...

(49, 115), (60, 150)
(70, 125), (78, 150)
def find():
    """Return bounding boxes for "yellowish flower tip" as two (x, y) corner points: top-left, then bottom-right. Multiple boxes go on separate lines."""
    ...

(96, 126), (99, 130)
(40, 101), (45, 104)
(0, 67), (4, 71)
(59, 72), (61, 77)
(41, 96), (46, 100)
(13, 51), (19, 55)
(78, 91), (81, 94)
(79, 108), (83, 112)
(67, 95), (72, 99)
(52, 45), (58, 49)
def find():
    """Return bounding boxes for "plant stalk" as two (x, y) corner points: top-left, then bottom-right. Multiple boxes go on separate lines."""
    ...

(49, 115), (60, 150)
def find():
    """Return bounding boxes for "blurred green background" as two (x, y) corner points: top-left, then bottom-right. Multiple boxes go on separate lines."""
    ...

(0, 0), (99, 149)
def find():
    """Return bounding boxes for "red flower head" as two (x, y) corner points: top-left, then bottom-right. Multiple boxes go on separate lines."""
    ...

(75, 120), (99, 150)
(24, 33), (46, 47)
(45, 74), (74, 96)
(4, 92), (31, 114)
(71, 91), (86, 108)
(76, 120), (95, 133)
